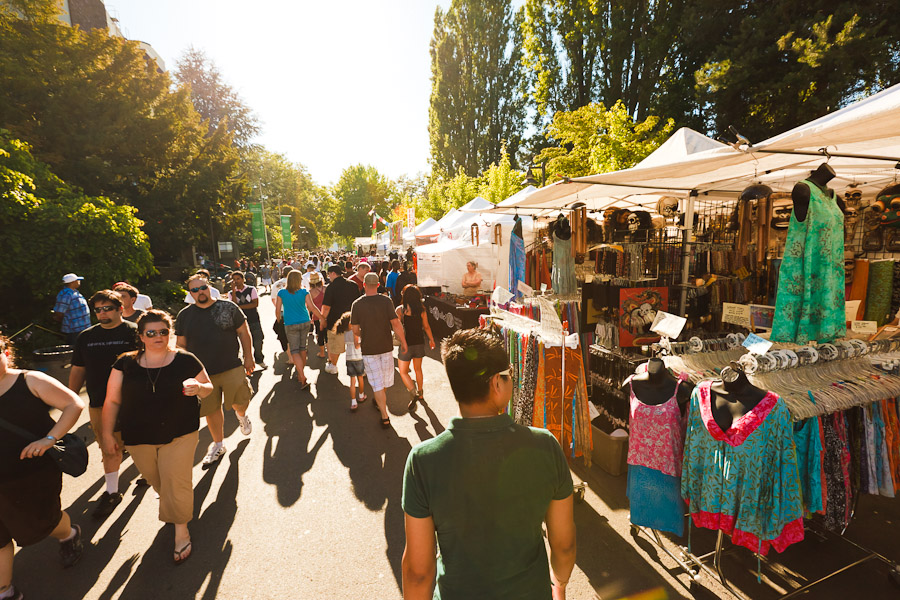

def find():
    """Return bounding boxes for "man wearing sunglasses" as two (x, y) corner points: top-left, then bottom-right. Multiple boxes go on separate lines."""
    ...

(175, 275), (254, 466)
(69, 290), (138, 518)
(402, 329), (576, 600)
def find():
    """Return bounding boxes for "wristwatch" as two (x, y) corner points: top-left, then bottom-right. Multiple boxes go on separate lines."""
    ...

(45, 435), (57, 443)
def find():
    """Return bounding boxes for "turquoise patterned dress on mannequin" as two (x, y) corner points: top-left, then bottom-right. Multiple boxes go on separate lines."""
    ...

(771, 180), (845, 344)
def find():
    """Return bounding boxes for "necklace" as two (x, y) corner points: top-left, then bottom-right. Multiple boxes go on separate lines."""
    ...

(143, 352), (169, 393)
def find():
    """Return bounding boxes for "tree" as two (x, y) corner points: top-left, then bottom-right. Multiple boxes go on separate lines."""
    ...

(420, 169), (481, 221)
(429, 0), (525, 177)
(478, 146), (523, 204)
(330, 165), (396, 238)
(534, 101), (674, 181)
(693, 2), (900, 141)
(174, 47), (261, 147)
(0, 131), (153, 320)
(521, 0), (690, 133)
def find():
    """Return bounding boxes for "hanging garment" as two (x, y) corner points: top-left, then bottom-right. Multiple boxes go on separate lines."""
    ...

(551, 234), (577, 295)
(681, 382), (804, 555)
(532, 344), (592, 465)
(509, 218), (526, 297)
(848, 259), (870, 320)
(626, 375), (687, 536)
(771, 180), (846, 343)
(793, 416), (825, 515)
(863, 260), (895, 326)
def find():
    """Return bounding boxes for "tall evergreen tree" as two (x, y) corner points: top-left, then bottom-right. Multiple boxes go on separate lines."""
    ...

(429, 0), (525, 177)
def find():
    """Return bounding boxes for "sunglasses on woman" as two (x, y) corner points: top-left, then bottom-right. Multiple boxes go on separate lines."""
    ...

(142, 329), (170, 338)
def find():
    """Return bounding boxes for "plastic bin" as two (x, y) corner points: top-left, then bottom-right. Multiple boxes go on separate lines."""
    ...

(590, 412), (629, 476)
(32, 345), (74, 385)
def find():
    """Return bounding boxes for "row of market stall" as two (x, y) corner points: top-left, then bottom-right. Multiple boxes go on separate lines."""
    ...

(392, 82), (900, 597)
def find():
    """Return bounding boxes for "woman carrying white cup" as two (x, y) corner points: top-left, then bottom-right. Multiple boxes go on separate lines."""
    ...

(102, 310), (213, 565)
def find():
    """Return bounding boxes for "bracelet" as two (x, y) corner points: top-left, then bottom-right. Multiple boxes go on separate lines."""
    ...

(45, 435), (57, 442)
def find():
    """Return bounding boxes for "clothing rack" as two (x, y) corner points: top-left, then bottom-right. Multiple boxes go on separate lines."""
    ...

(630, 337), (900, 598)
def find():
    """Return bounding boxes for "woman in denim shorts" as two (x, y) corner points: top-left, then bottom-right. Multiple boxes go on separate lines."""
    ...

(276, 270), (324, 390)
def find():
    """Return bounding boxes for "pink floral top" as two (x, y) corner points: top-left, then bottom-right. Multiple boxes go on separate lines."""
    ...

(626, 373), (688, 477)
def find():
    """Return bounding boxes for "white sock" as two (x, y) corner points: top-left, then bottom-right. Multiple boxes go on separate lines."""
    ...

(213, 441), (224, 451)
(60, 527), (77, 542)
(0, 585), (16, 598)
(105, 471), (119, 494)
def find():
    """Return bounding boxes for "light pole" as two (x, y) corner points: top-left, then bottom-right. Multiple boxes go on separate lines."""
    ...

(524, 160), (547, 188)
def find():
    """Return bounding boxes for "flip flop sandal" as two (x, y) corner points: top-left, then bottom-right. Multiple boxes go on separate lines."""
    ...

(350, 402), (358, 412)
(174, 541), (192, 565)
(380, 417), (391, 429)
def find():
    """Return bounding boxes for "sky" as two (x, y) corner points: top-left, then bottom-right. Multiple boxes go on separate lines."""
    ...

(106, 0), (447, 186)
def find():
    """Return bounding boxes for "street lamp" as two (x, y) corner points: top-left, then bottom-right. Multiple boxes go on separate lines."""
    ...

(524, 160), (547, 188)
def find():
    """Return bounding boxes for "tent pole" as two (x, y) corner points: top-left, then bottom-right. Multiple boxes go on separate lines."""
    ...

(679, 191), (698, 317)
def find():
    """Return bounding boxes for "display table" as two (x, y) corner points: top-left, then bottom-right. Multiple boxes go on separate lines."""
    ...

(425, 295), (489, 340)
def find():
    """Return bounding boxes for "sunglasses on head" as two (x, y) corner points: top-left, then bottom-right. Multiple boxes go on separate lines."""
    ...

(142, 328), (170, 338)
(94, 305), (117, 313)
(189, 284), (209, 293)
(493, 368), (511, 379)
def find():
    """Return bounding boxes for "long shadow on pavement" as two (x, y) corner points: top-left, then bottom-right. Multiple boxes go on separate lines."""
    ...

(113, 438), (250, 600)
(309, 357), (415, 589)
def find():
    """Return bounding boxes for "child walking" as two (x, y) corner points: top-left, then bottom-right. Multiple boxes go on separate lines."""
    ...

(333, 312), (366, 411)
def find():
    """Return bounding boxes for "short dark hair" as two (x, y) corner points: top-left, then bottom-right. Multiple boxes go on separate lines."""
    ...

(113, 283), (138, 298)
(391, 260), (400, 270)
(441, 329), (508, 404)
(89, 289), (122, 309)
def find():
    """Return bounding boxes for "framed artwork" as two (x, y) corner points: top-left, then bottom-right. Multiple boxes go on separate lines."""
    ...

(619, 287), (668, 347)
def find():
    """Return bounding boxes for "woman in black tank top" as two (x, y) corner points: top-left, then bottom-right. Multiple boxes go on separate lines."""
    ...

(0, 334), (86, 594)
(395, 285), (436, 412)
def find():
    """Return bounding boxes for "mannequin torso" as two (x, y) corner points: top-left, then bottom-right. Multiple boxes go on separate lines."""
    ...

(791, 163), (845, 222)
(624, 358), (691, 407)
(551, 216), (572, 240)
(709, 372), (768, 432)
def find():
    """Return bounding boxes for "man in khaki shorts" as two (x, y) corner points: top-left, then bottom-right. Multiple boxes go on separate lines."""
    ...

(68, 290), (138, 518)
(175, 274), (255, 466)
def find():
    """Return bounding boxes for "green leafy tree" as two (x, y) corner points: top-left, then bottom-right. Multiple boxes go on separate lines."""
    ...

(420, 169), (481, 221)
(0, 131), (153, 321)
(429, 0), (525, 177)
(478, 146), (523, 204)
(330, 165), (396, 238)
(693, 2), (900, 141)
(535, 101), (674, 181)
(174, 47), (261, 147)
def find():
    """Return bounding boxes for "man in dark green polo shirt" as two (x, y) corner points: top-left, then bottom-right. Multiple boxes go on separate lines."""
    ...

(401, 329), (576, 600)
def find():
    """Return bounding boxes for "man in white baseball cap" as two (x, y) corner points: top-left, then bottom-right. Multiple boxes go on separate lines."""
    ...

(54, 273), (91, 345)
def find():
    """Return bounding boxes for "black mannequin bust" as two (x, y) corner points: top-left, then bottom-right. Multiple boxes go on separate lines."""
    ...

(624, 358), (691, 407)
(709, 368), (768, 432)
(551, 215), (572, 240)
(791, 163), (845, 222)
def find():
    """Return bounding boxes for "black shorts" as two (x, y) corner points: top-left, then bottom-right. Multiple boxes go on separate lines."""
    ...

(0, 466), (63, 547)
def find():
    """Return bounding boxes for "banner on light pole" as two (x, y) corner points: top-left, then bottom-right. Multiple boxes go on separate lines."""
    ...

(280, 215), (292, 250)
(249, 202), (266, 249)
(407, 207), (415, 230)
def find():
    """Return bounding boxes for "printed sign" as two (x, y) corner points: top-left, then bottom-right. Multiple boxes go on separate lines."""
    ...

(845, 300), (862, 322)
(650, 311), (687, 339)
(851, 320), (878, 334)
(280, 215), (292, 249)
(517, 281), (533, 297)
(722, 303), (751, 328)
(249, 202), (266, 249)
(619, 287), (668, 347)
(742, 332), (773, 355)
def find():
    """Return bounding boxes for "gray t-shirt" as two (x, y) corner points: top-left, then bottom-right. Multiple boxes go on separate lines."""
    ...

(175, 299), (246, 376)
(350, 294), (397, 356)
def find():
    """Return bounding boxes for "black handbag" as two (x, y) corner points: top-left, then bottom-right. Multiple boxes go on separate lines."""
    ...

(0, 416), (89, 477)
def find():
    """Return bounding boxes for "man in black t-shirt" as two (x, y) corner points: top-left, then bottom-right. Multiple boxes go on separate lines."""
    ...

(321, 265), (361, 374)
(69, 290), (138, 518)
(175, 275), (255, 466)
(229, 271), (266, 369)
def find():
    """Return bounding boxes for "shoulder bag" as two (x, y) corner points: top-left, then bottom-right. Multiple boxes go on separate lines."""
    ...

(0, 416), (89, 477)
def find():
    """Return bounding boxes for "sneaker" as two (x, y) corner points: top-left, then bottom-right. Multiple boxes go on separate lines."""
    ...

(59, 525), (83, 568)
(202, 443), (226, 466)
(238, 415), (252, 435)
(92, 491), (123, 519)
(324, 362), (338, 375)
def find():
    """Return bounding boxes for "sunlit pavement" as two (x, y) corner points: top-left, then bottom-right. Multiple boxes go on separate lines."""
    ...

(12, 298), (900, 599)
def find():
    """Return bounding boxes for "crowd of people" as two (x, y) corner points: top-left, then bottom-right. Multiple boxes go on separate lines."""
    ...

(0, 250), (576, 600)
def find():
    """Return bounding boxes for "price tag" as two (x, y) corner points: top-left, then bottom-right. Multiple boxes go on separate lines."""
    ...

(742, 332), (773, 355)
(851, 320), (878, 334)
(722, 303), (751, 328)
(650, 311), (687, 339)
(517, 281), (533, 297)
(540, 283), (548, 292)
(491, 287), (514, 304)
(588, 402), (600, 421)
(734, 266), (750, 280)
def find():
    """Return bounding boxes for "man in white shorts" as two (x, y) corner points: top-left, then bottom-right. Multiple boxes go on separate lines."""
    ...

(350, 273), (407, 429)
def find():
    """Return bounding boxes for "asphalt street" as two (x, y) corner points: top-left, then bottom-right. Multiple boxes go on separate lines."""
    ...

(12, 297), (900, 599)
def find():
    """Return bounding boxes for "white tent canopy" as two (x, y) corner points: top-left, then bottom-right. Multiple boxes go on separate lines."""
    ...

(503, 83), (900, 212)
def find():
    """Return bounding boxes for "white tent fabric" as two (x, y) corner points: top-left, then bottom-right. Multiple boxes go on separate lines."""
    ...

(504, 83), (900, 212)
(634, 127), (727, 169)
